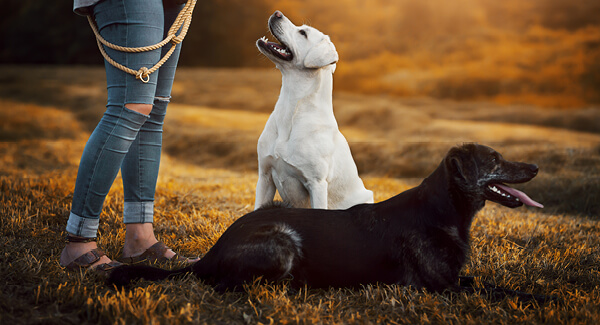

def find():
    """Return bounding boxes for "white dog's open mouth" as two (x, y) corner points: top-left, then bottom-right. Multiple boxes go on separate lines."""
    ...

(257, 35), (293, 61)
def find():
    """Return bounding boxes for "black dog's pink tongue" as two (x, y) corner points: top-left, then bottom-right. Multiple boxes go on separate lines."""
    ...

(496, 184), (544, 208)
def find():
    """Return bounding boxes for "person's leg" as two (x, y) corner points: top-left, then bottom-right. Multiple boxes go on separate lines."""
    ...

(60, 106), (150, 267)
(119, 2), (194, 260)
(119, 99), (168, 258)
(61, 0), (163, 268)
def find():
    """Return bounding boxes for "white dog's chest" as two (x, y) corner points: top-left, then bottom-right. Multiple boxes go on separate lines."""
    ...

(262, 123), (336, 171)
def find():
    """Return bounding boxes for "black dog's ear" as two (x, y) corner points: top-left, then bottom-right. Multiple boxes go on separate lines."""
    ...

(445, 146), (476, 185)
(448, 155), (468, 183)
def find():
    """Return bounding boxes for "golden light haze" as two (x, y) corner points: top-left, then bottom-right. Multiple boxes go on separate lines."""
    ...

(261, 0), (600, 108)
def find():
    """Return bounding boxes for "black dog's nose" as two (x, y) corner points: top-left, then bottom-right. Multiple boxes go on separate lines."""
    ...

(529, 164), (539, 175)
(273, 10), (283, 18)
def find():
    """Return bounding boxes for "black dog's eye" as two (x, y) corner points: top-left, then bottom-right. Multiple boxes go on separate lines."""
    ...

(491, 153), (500, 163)
(299, 30), (307, 38)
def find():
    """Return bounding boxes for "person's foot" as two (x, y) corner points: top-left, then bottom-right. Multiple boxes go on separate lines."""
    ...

(60, 239), (114, 271)
(121, 223), (199, 263)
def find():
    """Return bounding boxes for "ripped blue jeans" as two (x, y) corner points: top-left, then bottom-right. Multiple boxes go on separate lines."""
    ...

(67, 0), (184, 237)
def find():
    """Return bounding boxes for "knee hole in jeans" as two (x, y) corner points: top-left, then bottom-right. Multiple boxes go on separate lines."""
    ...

(125, 103), (153, 116)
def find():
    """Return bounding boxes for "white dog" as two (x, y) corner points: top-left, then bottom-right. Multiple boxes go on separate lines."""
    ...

(254, 11), (373, 210)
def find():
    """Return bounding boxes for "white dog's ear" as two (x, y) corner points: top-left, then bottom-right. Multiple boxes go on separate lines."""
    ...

(304, 39), (339, 69)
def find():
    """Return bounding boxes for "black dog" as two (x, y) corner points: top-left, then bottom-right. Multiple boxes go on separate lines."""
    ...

(109, 144), (543, 292)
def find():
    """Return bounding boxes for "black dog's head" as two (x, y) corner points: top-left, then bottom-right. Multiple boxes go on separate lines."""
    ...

(445, 143), (543, 209)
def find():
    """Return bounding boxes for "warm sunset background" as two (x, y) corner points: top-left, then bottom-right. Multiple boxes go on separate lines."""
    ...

(2, 0), (600, 107)
(1, 0), (600, 324)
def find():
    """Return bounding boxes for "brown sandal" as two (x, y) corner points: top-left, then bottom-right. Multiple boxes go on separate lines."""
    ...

(61, 235), (122, 277)
(62, 247), (123, 276)
(117, 242), (195, 264)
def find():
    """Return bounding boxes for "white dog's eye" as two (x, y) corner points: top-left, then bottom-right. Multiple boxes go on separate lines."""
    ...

(299, 30), (307, 38)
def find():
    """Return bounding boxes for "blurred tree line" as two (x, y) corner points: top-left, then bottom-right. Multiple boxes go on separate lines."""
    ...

(1, 0), (598, 106)
(0, 0), (272, 67)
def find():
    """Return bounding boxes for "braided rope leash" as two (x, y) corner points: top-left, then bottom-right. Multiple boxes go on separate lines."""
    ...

(87, 0), (197, 83)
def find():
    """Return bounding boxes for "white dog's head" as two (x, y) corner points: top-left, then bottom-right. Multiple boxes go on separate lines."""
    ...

(256, 11), (339, 71)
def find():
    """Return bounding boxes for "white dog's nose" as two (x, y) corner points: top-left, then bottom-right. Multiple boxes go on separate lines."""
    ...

(273, 10), (283, 18)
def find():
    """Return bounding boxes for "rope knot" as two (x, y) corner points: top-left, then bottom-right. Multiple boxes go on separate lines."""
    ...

(136, 67), (150, 83)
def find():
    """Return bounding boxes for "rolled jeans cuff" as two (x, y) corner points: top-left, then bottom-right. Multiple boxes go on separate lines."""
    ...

(66, 212), (100, 238)
(123, 201), (154, 224)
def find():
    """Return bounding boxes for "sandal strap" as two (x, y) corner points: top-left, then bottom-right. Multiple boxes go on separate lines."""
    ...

(118, 241), (195, 264)
(118, 242), (169, 264)
(66, 234), (97, 243)
(65, 248), (106, 271)
(142, 241), (169, 259)
(95, 260), (123, 273)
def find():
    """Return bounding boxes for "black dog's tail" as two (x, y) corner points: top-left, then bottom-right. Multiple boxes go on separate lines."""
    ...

(258, 200), (293, 210)
(108, 264), (194, 287)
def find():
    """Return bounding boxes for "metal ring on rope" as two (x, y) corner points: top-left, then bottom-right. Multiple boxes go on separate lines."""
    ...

(136, 67), (151, 83)
(87, 0), (196, 82)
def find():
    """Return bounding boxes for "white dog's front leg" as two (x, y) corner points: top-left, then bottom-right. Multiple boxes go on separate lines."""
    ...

(307, 179), (328, 209)
(255, 172), (276, 210)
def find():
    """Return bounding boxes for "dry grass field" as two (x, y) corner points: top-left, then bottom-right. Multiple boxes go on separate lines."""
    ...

(1, 65), (600, 324)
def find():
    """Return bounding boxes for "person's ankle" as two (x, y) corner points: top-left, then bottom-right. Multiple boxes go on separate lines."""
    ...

(60, 241), (111, 267)
(124, 223), (155, 238)
(122, 223), (159, 257)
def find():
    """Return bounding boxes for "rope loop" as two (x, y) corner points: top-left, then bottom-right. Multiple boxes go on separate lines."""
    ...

(87, 0), (196, 82)
(136, 67), (150, 83)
